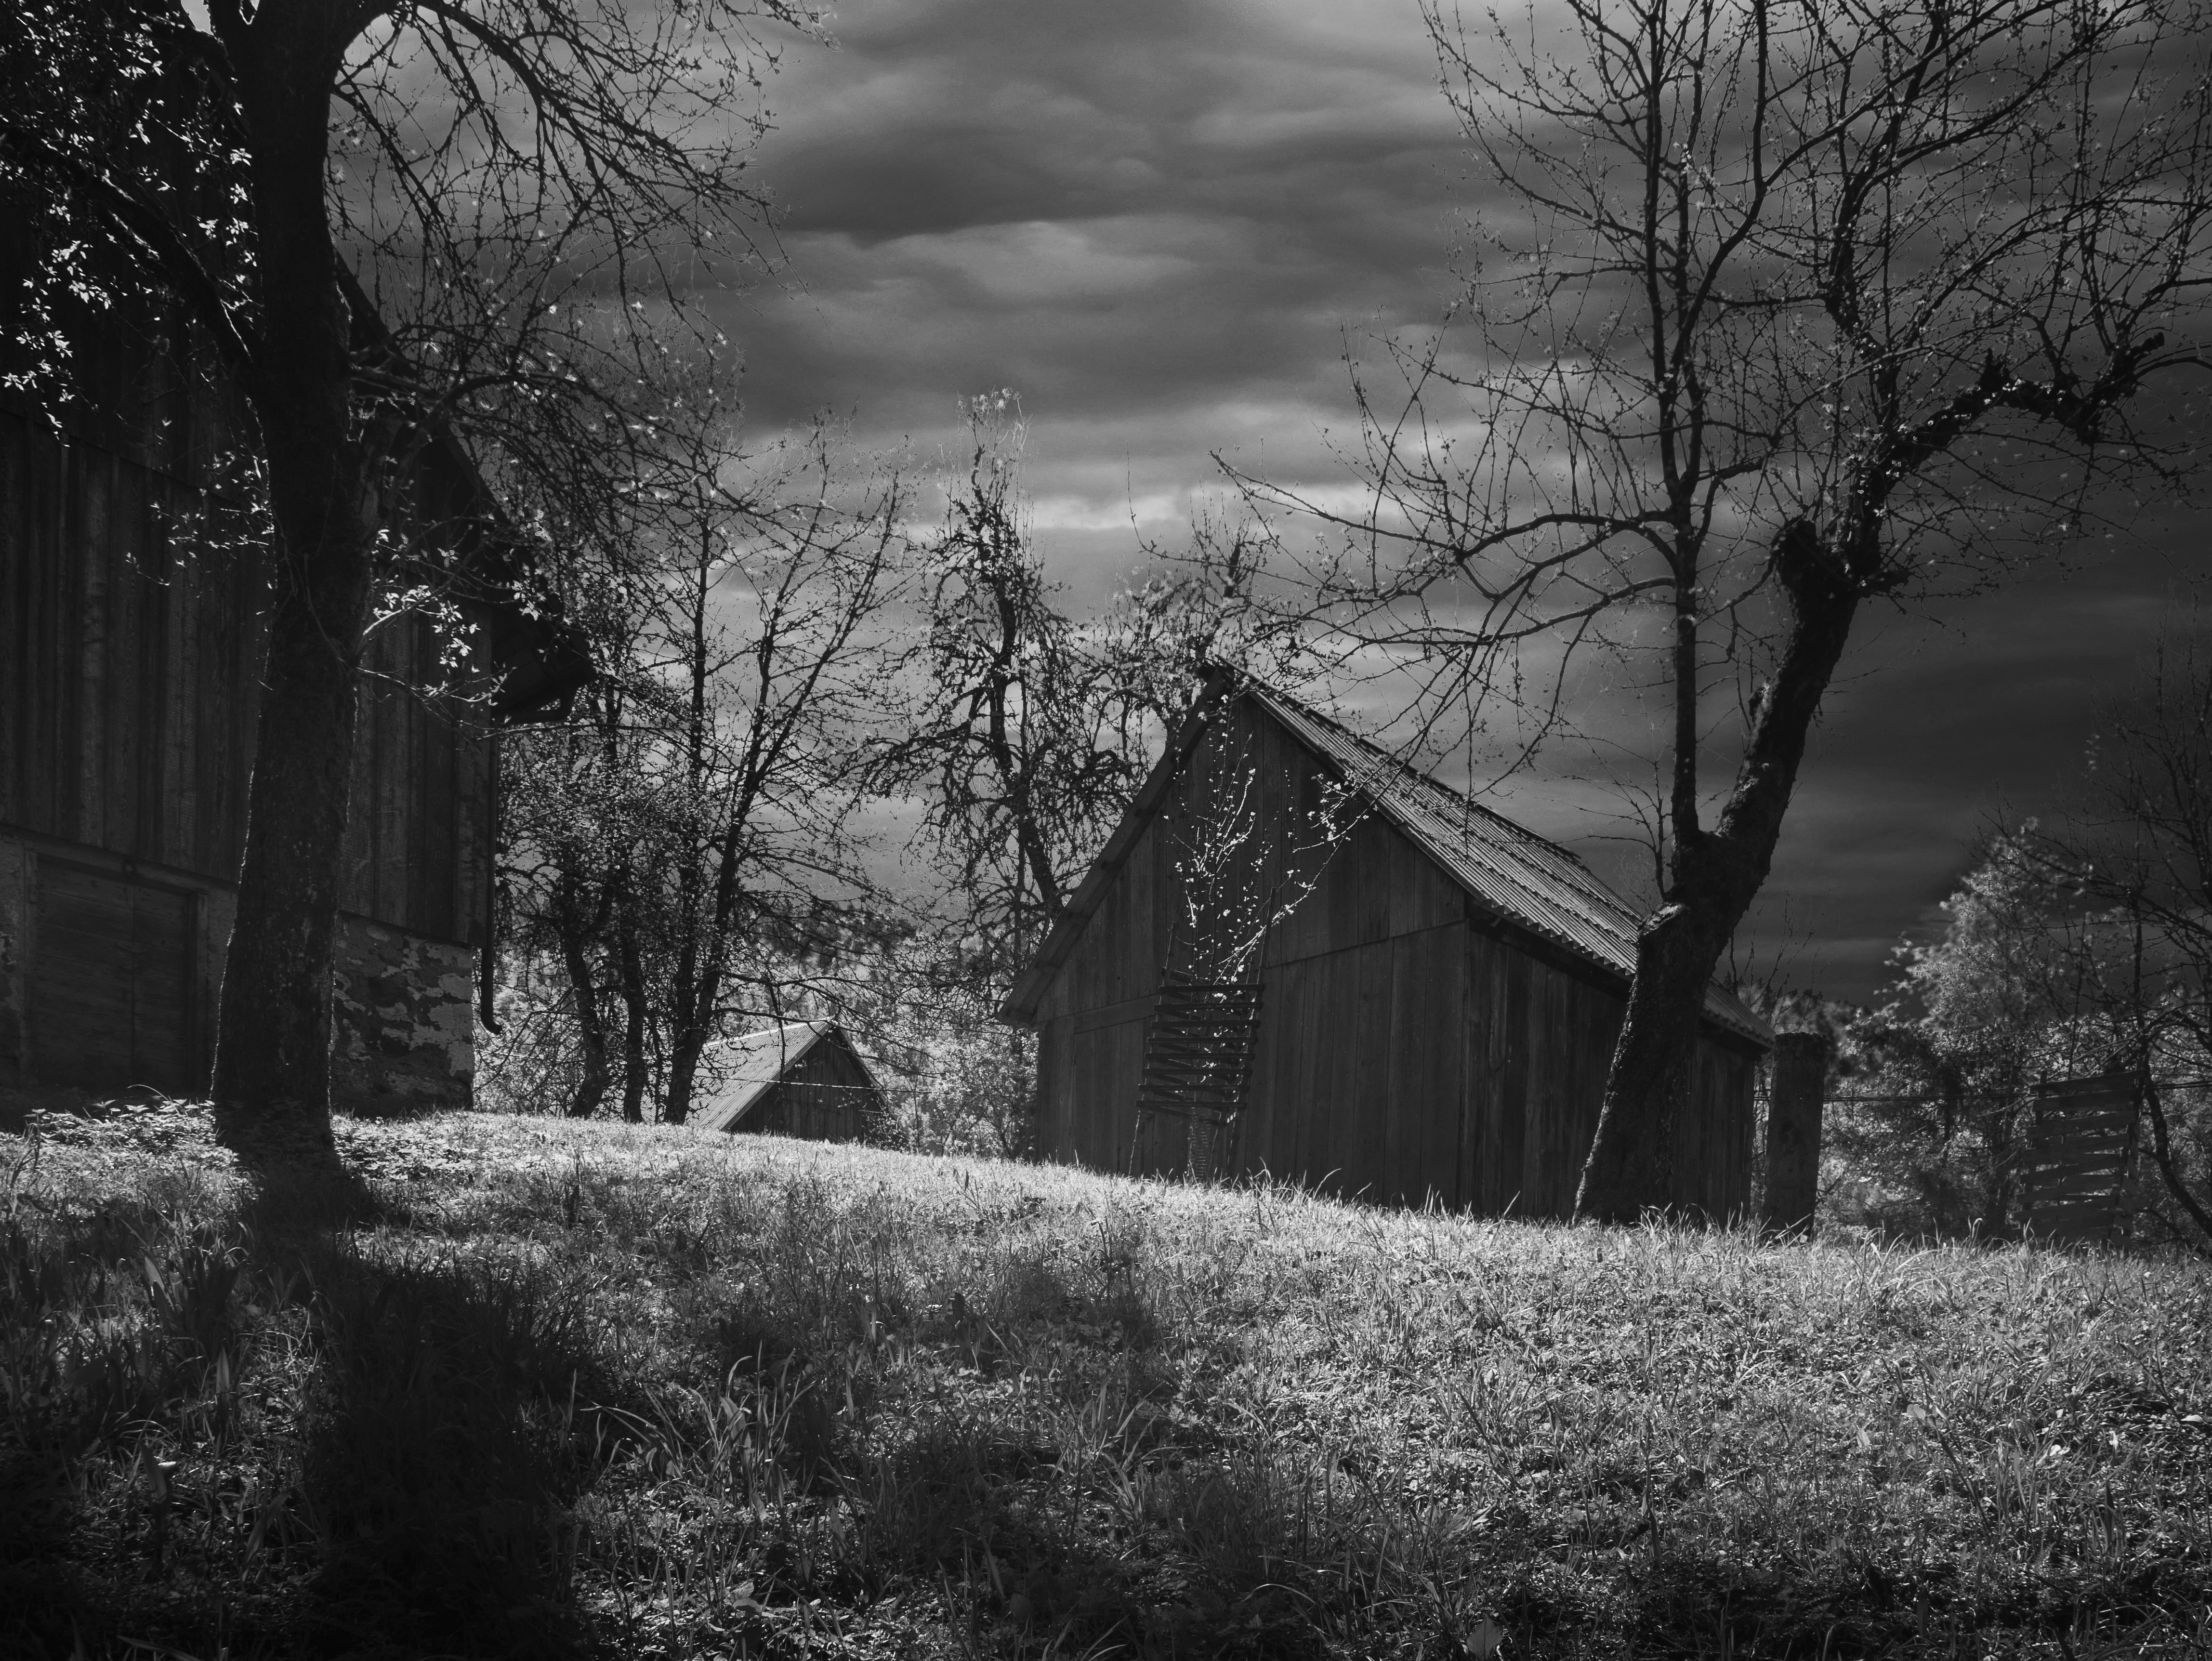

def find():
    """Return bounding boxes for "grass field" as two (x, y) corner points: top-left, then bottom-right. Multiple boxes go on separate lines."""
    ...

(2, 1102), (2209, 1660)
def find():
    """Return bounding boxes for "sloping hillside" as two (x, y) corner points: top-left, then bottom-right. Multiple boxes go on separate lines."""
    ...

(3, 1103), (2209, 1659)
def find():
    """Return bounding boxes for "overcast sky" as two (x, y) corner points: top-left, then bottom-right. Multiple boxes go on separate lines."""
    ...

(716, 0), (2206, 1005)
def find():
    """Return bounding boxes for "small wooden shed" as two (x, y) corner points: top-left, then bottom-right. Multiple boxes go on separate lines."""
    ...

(1001, 676), (1772, 1217)
(693, 1021), (884, 1143)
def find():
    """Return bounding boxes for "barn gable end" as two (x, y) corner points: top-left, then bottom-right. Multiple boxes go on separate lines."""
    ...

(1006, 677), (1768, 1217)
(694, 1021), (885, 1144)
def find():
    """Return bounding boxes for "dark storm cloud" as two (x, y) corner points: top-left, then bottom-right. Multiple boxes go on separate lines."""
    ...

(729, 0), (1465, 478)
(716, 0), (2207, 1003)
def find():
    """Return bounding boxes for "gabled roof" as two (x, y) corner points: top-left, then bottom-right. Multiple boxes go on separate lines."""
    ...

(1001, 673), (1771, 1049)
(691, 1020), (879, 1133)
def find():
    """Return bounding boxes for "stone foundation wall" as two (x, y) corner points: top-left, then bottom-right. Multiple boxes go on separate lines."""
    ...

(330, 914), (476, 1116)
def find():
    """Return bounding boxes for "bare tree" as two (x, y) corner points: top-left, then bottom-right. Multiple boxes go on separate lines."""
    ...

(879, 396), (1173, 976)
(646, 415), (907, 1125)
(503, 673), (660, 1121)
(1160, 714), (1369, 989)
(0, 0), (807, 1145)
(1238, 0), (2212, 1220)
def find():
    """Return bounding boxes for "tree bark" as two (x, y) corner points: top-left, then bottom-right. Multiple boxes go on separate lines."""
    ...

(616, 917), (650, 1123)
(555, 872), (612, 1119)
(663, 832), (741, 1127)
(1575, 522), (1859, 1223)
(210, 5), (376, 1149)
(2142, 1073), (2212, 1249)
(665, 1032), (703, 1126)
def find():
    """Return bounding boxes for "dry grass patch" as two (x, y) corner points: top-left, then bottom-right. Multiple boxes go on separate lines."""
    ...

(1, 1102), (2208, 1659)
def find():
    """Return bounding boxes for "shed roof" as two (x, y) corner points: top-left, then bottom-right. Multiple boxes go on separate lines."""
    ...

(1001, 673), (1771, 1048)
(691, 1020), (880, 1134)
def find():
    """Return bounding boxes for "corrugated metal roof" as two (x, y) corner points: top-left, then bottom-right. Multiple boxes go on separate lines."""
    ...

(1243, 684), (1770, 1046)
(693, 1020), (842, 1133)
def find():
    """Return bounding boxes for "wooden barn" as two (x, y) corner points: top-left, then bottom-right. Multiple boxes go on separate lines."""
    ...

(693, 1021), (884, 1142)
(1002, 676), (1773, 1217)
(0, 288), (587, 1111)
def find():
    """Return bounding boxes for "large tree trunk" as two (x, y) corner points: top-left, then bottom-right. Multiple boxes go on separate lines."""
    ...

(1574, 523), (1860, 1223)
(210, 13), (377, 1151)
(665, 1030), (704, 1127)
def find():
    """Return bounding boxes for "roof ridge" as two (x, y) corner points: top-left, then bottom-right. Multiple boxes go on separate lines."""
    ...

(1234, 677), (1594, 871)
(1226, 676), (1767, 1049)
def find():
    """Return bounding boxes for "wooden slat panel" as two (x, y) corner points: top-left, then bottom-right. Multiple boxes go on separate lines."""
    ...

(1037, 1015), (1071, 1159)
(2031, 1171), (2130, 1202)
(158, 502), (197, 867)
(0, 413), (25, 825)
(105, 477), (143, 857)
(1412, 923), (1463, 1206)
(378, 620), (411, 923)
(1385, 929), (1421, 1203)
(450, 720), (487, 948)
(1382, 932), (1416, 1200)
(7, 322), (500, 921)
(1491, 947), (1530, 1215)
(1343, 942), (1389, 1200)
(1462, 927), (1494, 1210)
(223, 536), (264, 874)
(65, 448), (107, 848)
(1287, 954), (1323, 1180)
(418, 650), (460, 936)
(119, 488), (163, 860)
(19, 420), (68, 835)
(132, 882), (193, 1086)
(1256, 955), (1318, 1182)
(1521, 964), (1560, 1215)
(736, 1044), (875, 1143)
(2024, 1077), (2136, 1245)
(30, 861), (194, 1093)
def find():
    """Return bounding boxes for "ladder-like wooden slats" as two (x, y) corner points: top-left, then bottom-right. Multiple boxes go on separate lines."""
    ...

(2023, 1077), (2138, 1246)
(1132, 982), (1264, 1180)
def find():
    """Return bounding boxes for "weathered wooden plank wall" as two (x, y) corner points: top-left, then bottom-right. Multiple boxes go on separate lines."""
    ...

(1, 403), (491, 947)
(27, 858), (196, 1089)
(1030, 693), (1764, 1217)
(1, 408), (264, 882)
(741, 1040), (880, 1143)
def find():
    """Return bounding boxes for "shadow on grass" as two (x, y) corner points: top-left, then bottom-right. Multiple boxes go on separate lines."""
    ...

(287, 1244), (607, 1661)
(0, 1114), (619, 1661)
(855, 1414), (1374, 1660)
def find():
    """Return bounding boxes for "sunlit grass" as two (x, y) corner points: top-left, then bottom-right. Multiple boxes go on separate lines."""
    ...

(3, 1101), (2208, 1658)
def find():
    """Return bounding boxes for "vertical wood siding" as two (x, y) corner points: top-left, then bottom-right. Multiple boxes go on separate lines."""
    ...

(739, 1039), (882, 1143)
(28, 859), (196, 1092)
(1031, 694), (1763, 1216)
(1, 403), (491, 946)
